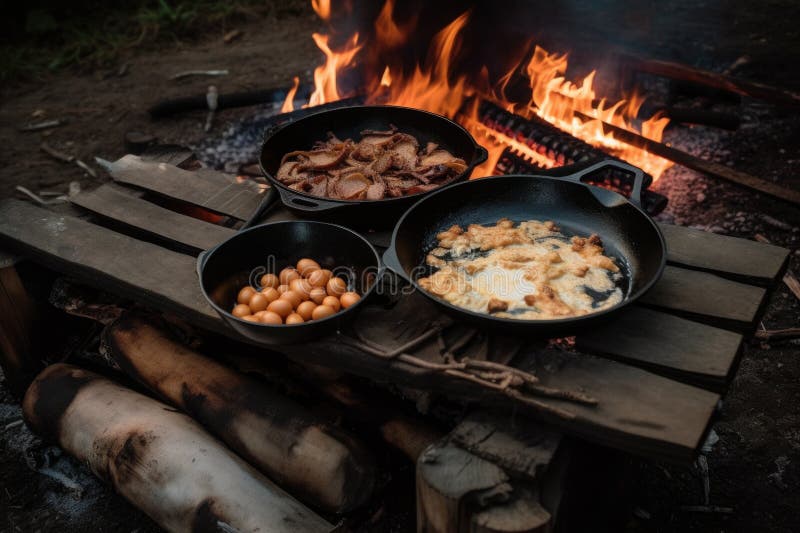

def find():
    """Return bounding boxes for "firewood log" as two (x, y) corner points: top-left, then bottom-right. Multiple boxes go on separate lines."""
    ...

(22, 364), (332, 533)
(104, 315), (375, 513)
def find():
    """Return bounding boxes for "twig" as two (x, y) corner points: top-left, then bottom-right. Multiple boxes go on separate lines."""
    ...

(223, 29), (243, 44)
(169, 69), (229, 81)
(754, 328), (800, 341)
(523, 382), (598, 405)
(354, 327), (444, 359)
(18, 119), (65, 132)
(504, 388), (577, 420)
(679, 505), (733, 514)
(762, 214), (794, 231)
(463, 358), (540, 384)
(75, 160), (97, 178)
(783, 272), (800, 302)
(339, 328), (592, 420)
(40, 142), (96, 177)
(15, 186), (65, 206)
(398, 354), (464, 371)
(41, 142), (74, 163)
(4, 419), (23, 430)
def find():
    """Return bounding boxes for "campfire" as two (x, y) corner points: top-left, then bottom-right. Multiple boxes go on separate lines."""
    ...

(282, 0), (672, 183)
(2, 1), (799, 532)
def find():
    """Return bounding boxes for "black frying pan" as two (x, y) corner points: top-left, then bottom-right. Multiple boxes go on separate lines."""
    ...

(197, 221), (382, 345)
(382, 160), (666, 336)
(258, 105), (488, 228)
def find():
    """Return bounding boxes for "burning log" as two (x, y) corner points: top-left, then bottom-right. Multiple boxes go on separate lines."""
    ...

(104, 315), (376, 513)
(573, 110), (800, 206)
(476, 100), (655, 189)
(22, 364), (332, 533)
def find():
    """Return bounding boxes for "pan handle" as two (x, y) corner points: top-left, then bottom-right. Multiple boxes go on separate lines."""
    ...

(240, 186), (278, 230)
(472, 145), (489, 166)
(565, 160), (646, 209)
(382, 246), (411, 283)
(277, 186), (345, 212)
(196, 246), (216, 280)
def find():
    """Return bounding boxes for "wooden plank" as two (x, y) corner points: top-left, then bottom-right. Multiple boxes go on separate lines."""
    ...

(0, 199), (221, 333)
(640, 265), (767, 332)
(509, 346), (719, 463)
(96, 154), (263, 220)
(0, 199), (720, 463)
(660, 223), (790, 286)
(71, 183), (235, 253)
(576, 307), (743, 391)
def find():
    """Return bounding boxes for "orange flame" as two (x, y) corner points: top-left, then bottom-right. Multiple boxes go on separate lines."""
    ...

(522, 46), (671, 178)
(308, 32), (362, 107)
(374, 11), (471, 120)
(311, 0), (330, 21)
(281, 76), (300, 113)
(291, 0), (672, 180)
(380, 66), (392, 87)
(375, 0), (411, 48)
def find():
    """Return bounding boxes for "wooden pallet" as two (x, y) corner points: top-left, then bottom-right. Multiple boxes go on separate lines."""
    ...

(0, 155), (789, 468)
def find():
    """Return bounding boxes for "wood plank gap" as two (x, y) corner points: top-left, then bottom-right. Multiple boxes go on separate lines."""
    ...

(641, 265), (768, 333)
(97, 154), (263, 221)
(576, 306), (743, 392)
(70, 183), (235, 253)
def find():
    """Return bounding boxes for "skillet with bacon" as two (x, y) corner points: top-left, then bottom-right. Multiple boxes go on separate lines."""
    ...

(276, 125), (468, 200)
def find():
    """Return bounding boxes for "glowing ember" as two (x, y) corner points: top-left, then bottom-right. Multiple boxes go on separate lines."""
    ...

(284, 1), (673, 180)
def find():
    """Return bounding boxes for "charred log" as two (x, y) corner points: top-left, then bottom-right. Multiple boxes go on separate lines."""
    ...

(477, 100), (655, 189)
(104, 315), (376, 513)
(22, 364), (332, 533)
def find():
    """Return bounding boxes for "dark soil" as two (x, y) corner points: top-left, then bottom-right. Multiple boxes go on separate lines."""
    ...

(1, 1), (799, 532)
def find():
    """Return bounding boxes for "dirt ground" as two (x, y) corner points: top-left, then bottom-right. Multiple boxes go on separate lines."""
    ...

(1, 1), (800, 532)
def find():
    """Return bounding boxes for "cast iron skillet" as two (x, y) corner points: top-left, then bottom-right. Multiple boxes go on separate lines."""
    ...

(258, 105), (488, 227)
(382, 160), (667, 336)
(197, 221), (382, 345)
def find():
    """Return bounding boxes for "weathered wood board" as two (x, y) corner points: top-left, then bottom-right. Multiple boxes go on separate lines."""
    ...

(575, 307), (743, 390)
(640, 265), (767, 332)
(97, 154), (263, 220)
(71, 183), (235, 252)
(659, 222), (789, 286)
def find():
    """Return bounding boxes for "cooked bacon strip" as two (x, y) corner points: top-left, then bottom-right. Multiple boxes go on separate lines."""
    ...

(366, 182), (386, 200)
(333, 172), (371, 200)
(278, 127), (467, 200)
(296, 148), (348, 171)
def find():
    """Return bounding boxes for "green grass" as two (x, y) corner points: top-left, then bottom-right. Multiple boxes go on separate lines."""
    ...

(0, 0), (308, 82)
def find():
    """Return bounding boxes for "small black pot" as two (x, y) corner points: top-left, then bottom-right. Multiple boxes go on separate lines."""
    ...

(258, 105), (488, 228)
(198, 221), (382, 345)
